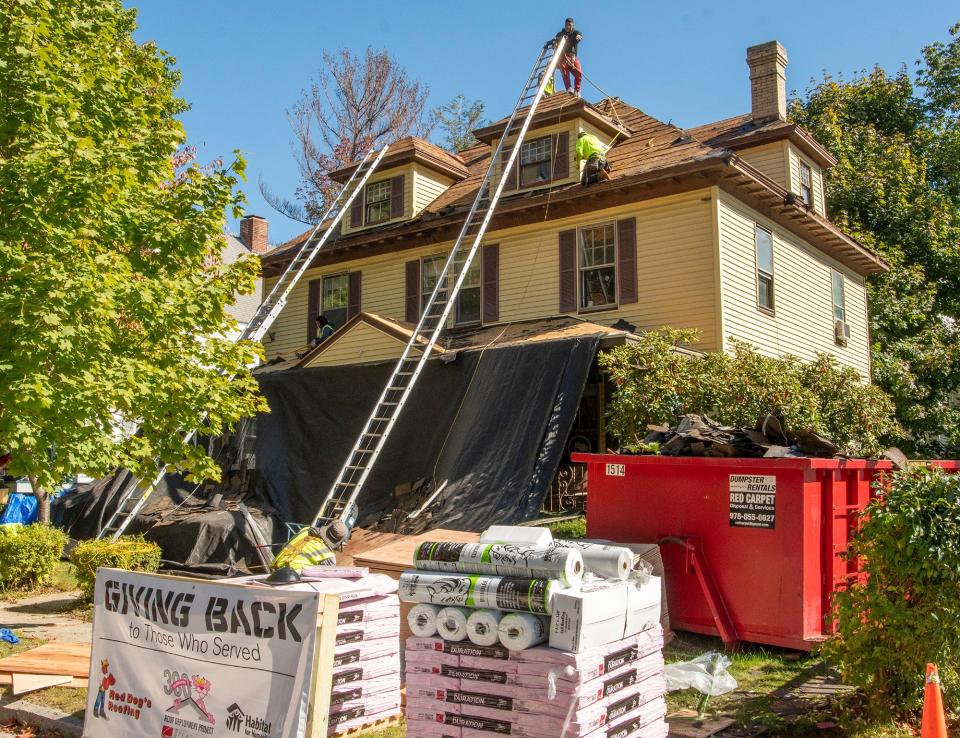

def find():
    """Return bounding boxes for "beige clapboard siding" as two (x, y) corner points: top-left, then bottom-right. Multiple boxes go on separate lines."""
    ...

(306, 322), (410, 367)
(340, 163), (415, 237)
(738, 141), (789, 189)
(788, 145), (826, 216)
(717, 191), (870, 377)
(264, 188), (720, 360)
(412, 164), (454, 216)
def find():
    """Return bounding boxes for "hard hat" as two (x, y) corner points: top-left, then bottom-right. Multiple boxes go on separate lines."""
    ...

(264, 566), (301, 585)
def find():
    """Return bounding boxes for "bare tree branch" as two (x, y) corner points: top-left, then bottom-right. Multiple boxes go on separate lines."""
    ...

(258, 175), (312, 224)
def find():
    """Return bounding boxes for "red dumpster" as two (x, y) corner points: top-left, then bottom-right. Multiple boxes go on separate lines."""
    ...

(573, 453), (896, 650)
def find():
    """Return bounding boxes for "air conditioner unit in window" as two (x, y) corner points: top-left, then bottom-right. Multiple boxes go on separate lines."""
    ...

(834, 319), (850, 346)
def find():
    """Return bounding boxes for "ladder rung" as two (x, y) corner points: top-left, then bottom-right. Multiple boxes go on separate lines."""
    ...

(362, 432), (383, 438)
(372, 417), (392, 422)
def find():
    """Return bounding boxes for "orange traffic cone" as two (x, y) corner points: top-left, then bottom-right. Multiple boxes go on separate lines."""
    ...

(922, 663), (949, 738)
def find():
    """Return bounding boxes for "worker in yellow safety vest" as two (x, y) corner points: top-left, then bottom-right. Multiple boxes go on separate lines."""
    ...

(271, 526), (336, 572)
(576, 131), (611, 185)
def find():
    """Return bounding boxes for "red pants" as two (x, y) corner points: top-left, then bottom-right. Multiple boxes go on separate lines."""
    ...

(560, 54), (582, 92)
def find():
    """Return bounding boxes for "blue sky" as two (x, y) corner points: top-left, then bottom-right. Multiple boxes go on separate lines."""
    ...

(128, 0), (956, 244)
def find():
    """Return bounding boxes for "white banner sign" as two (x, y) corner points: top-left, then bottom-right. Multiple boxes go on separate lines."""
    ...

(84, 568), (318, 738)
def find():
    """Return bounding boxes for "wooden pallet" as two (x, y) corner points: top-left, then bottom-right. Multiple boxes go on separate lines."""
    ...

(330, 713), (402, 738)
(0, 642), (90, 677)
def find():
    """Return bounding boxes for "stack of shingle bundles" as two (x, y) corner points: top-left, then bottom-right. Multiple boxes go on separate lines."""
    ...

(404, 627), (666, 738)
(271, 569), (401, 735)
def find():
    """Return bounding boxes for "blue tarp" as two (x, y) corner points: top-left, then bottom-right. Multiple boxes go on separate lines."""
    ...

(0, 493), (38, 524)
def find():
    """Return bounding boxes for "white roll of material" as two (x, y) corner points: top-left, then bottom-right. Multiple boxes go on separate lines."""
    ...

(498, 612), (550, 651)
(436, 606), (472, 641)
(551, 539), (633, 580)
(407, 603), (440, 637)
(466, 609), (503, 647)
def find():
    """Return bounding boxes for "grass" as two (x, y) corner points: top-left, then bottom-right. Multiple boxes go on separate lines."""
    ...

(546, 516), (586, 539)
(0, 635), (87, 718)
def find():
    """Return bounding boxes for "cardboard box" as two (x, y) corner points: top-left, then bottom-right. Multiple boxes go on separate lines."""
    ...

(549, 576), (661, 652)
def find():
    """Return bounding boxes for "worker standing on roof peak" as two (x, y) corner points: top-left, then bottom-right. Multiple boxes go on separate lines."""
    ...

(577, 131), (611, 185)
(554, 18), (583, 97)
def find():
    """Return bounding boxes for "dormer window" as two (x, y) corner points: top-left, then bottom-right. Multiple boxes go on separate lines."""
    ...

(799, 162), (813, 208)
(520, 136), (553, 187)
(365, 180), (392, 225)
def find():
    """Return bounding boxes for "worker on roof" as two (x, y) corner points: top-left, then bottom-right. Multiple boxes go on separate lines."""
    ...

(539, 70), (556, 96)
(577, 131), (611, 185)
(313, 314), (335, 346)
(553, 18), (583, 97)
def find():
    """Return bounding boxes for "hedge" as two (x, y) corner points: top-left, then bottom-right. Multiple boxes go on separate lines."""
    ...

(70, 535), (162, 600)
(0, 524), (68, 591)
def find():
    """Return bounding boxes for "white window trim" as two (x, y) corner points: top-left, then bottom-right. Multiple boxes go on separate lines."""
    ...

(831, 269), (847, 323)
(321, 272), (350, 329)
(453, 253), (483, 327)
(518, 134), (553, 188)
(365, 179), (392, 225)
(420, 253), (447, 319)
(577, 220), (619, 314)
(755, 224), (775, 314)
(799, 161), (813, 209)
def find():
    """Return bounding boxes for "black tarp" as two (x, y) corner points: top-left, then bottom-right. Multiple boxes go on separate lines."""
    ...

(254, 336), (599, 532)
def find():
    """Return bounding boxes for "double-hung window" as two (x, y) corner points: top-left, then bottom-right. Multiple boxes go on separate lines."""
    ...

(755, 225), (774, 312)
(420, 254), (446, 318)
(799, 162), (813, 208)
(832, 270), (846, 324)
(519, 136), (552, 187)
(455, 257), (482, 325)
(365, 180), (392, 225)
(579, 223), (617, 310)
(321, 274), (349, 329)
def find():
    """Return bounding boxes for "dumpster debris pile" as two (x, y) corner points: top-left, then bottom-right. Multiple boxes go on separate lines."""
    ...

(637, 414), (840, 458)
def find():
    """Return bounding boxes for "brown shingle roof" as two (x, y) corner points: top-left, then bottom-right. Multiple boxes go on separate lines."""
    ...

(473, 94), (628, 143)
(262, 97), (882, 276)
(686, 113), (837, 168)
(328, 136), (470, 183)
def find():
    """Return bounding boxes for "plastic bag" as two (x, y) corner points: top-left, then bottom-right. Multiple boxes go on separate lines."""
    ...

(663, 651), (738, 696)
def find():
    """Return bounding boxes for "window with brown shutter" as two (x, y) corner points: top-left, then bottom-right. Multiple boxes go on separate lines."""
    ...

(405, 260), (420, 324)
(347, 271), (362, 319)
(617, 218), (637, 304)
(307, 278), (321, 342)
(552, 131), (569, 180)
(559, 229), (577, 313)
(390, 175), (405, 218)
(482, 243), (499, 324)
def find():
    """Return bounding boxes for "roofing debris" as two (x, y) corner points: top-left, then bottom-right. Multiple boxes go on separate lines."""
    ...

(636, 414), (841, 459)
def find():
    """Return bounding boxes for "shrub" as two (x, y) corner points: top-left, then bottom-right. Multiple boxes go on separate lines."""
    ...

(0, 524), (68, 591)
(547, 517), (587, 540)
(70, 535), (162, 600)
(825, 468), (960, 713)
(598, 329), (901, 456)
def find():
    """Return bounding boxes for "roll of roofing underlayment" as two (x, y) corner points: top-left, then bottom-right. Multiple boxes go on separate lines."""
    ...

(398, 571), (556, 614)
(414, 541), (583, 586)
(406, 603), (440, 638)
(436, 606), (472, 641)
(550, 540), (633, 580)
(466, 608), (503, 647)
(498, 612), (550, 651)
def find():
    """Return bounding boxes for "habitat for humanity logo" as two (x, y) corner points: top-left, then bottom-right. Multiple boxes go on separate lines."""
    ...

(226, 704), (244, 733)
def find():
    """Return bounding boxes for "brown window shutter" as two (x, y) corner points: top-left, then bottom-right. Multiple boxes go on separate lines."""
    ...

(559, 229), (577, 313)
(347, 271), (362, 319)
(482, 243), (499, 324)
(501, 144), (517, 191)
(307, 278), (321, 342)
(390, 175), (405, 218)
(405, 259), (420, 323)
(617, 218), (638, 305)
(552, 131), (569, 180)
(350, 187), (364, 227)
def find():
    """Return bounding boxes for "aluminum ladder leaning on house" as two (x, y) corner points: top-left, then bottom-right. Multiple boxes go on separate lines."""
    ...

(95, 146), (392, 542)
(313, 35), (569, 531)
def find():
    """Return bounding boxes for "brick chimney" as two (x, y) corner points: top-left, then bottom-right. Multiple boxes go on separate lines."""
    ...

(239, 214), (268, 254)
(746, 41), (788, 124)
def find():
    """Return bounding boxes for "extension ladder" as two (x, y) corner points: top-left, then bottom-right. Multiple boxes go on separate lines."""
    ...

(95, 146), (391, 542)
(314, 35), (568, 527)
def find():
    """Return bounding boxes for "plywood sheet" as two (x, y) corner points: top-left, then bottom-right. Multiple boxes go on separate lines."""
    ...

(0, 642), (91, 678)
(0, 673), (88, 688)
(351, 529), (480, 572)
(11, 672), (73, 695)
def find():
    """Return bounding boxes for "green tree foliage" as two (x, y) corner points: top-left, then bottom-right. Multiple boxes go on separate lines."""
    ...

(789, 23), (960, 457)
(826, 468), (960, 713)
(599, 329), (900, 456)
(433, 94), (487, 153)
(0, 0), (268, 520)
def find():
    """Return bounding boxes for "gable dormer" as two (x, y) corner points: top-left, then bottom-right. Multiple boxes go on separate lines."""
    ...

(473, 96), (629, 193)
(330, 137), (469, 236)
